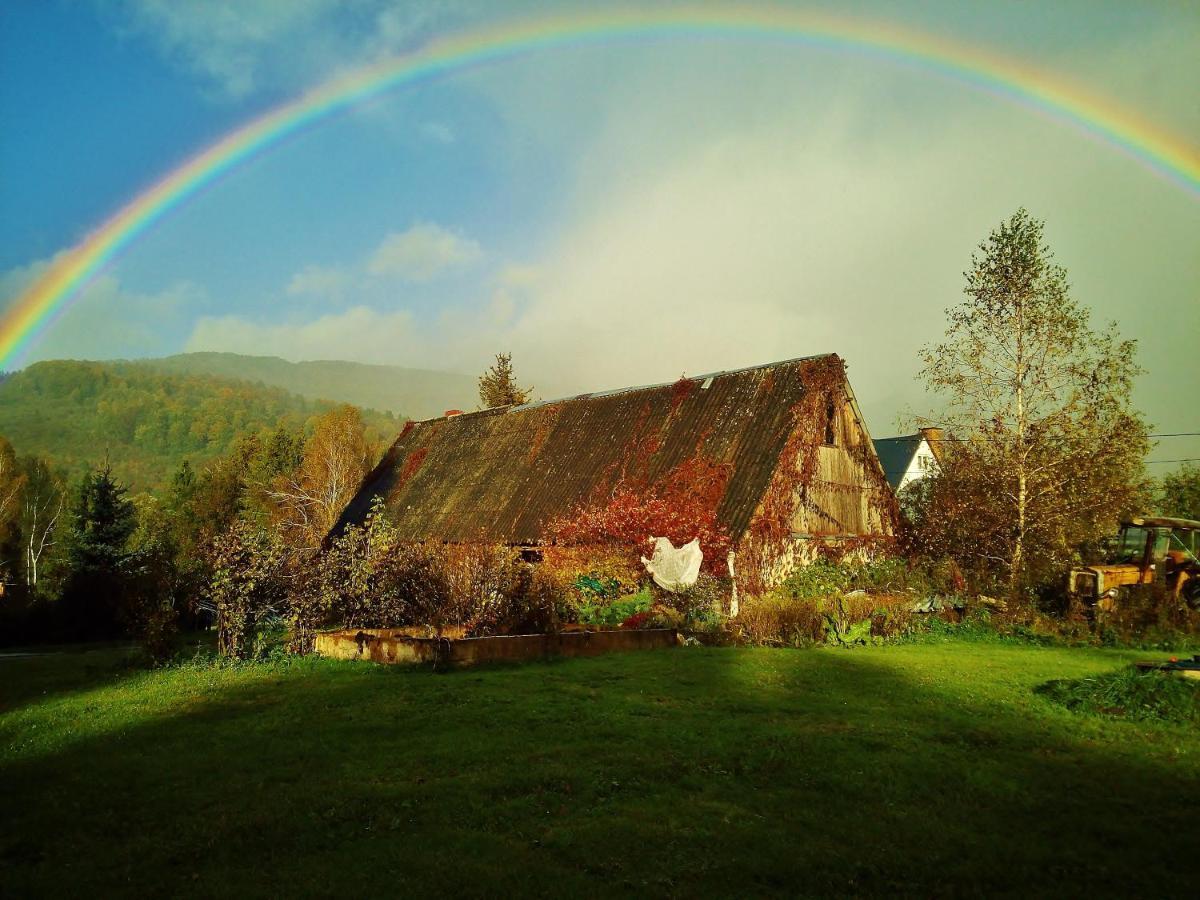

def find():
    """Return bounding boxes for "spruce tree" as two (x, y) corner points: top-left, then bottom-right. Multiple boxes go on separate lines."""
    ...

(478, 353), (532, 408)
(60, 463), (136, 637)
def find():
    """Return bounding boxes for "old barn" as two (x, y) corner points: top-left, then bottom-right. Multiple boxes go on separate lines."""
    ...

(333, 354), (896, 594)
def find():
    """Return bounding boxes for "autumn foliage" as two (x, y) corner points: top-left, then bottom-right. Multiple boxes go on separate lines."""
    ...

(548, 456), (733, 574)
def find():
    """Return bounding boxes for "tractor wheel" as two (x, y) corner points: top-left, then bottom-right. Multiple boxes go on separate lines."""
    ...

(1183, 577), (1200, 611)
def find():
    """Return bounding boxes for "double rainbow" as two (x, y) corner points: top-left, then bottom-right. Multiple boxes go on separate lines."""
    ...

(3, 6), (1197, 369)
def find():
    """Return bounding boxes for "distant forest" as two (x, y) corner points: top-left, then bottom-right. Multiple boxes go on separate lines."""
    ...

(135, 351), (476, 420)
(0, 360), (400, 491)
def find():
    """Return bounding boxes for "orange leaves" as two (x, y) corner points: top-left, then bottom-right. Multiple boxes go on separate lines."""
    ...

(549, 456), (733, 574)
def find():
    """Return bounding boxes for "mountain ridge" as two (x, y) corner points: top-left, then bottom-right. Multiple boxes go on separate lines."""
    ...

(0, 359), (400, 491)
(131, 352), (476, 420)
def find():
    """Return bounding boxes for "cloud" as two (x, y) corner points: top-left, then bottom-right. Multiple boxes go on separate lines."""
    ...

(105, 0), (341, 97)
(367, 223), (483, 282)
(187, 305), (417, 363)
(102, 0), (471, 97)
(2, 256), (200, 364)
(286, 263), (350, 300)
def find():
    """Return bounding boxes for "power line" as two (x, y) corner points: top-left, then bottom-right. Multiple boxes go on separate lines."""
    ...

(1146, 458), (1200, 465)
(908, 432), (1200, 441)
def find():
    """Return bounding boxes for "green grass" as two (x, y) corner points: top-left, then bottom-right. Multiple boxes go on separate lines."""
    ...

(1036, 666), (1200, 725)
(2, 641), (1197, 896)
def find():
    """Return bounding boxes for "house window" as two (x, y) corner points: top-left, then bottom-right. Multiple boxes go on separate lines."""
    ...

(824, 400), (837, 446)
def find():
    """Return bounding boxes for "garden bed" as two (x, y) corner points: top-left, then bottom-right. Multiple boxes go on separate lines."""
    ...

(314, 627), (681, 669)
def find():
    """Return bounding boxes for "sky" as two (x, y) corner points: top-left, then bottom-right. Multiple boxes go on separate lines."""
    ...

(1, 0), (1197, 466)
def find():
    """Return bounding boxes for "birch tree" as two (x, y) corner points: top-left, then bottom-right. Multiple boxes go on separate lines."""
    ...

(20, 457), (63, 588)
(917, 210), (1149, 598)
(269, 405), (373, 550)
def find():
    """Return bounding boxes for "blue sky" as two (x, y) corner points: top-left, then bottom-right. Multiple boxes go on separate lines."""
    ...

(1, 0), (1197, 463)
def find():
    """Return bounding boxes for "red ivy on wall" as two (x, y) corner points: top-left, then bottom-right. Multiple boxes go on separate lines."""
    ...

(548, 456), (733, 574)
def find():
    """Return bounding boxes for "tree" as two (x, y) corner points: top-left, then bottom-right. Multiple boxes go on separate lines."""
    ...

(268, 405), (373, 550)
(19, 455), (63, 589)
(125, 496), (185, 661)
(0, 436), (24, 584)
(478, 352), (532, 408)
(60, 463), (137, 636)
(1161, 463), (1200, 520)
(916, 209), (1150, 599)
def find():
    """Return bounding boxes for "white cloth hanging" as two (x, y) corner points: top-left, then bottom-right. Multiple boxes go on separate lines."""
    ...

(641, 537), (703, 593)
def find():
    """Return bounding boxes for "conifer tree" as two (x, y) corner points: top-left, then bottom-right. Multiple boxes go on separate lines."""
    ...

(478, 353), (532, 408)
(60, 463), (137, 636)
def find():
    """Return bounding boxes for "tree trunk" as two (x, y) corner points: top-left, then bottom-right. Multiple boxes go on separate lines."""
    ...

(1010, 294), (1028, 602)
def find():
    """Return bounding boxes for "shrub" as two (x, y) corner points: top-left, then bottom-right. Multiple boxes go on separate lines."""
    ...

(442, 544), (572, 636)
(776, 559), (853, 602)
(208, 522), (288, 659)
(542, 546), (644, 606)
(441, 543), (524, 635)
(1094, 584), (1200, 647)
(579, 589), (653, 627)
(734, 595), (825, 647)
(735, 590), (922, 648)
(305, 514), (574, 639)
(653, 573), (729, 622)
(778, 555), (964, 603)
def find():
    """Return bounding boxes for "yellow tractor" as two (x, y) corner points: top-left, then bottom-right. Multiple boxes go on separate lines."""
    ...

(1068, 516), (1200, 612)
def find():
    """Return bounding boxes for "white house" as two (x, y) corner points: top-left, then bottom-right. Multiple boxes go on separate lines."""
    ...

(872, 428), (944, 494)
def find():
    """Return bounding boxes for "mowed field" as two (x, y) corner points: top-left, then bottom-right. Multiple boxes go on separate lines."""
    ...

(2, 640), (1197, 897)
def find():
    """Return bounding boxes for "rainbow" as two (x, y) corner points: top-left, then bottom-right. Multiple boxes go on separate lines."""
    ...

(3, 5), (1197, 369)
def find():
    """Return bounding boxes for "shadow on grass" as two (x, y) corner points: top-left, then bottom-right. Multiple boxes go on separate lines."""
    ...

(0, 634), (216, 714)
(0, 646), (144, 713)
(2, 646), (1197, 897)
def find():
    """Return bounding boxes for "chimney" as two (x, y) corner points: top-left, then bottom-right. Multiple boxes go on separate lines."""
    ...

(919, 427), (944, 460)
(444, 409), (463, 418)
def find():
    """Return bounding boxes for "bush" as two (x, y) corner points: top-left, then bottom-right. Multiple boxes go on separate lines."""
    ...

(780, 555), (966, 600)
(542, 546), (645, 608)
(579, 589), (653, 627)
(442, 544), (572, 636)
(208, 522), (288, 659)
(776, 559), (854, 602)
(734, 595), (825, 647)
(735, 590), (922, 648)
(303, 507), (574, 640)
(653, 573), (729, 623)
(1094, 584), (1200, 648)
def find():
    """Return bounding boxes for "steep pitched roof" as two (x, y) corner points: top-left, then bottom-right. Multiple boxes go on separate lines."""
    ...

(334, 354), (855, 545)
(872, 435), (923, 490)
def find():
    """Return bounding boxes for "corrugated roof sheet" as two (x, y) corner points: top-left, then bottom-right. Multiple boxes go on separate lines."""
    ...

(334, 354), (843, 545)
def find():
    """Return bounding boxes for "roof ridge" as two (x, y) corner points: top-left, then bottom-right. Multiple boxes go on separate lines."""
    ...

(406, 353), (840, 425)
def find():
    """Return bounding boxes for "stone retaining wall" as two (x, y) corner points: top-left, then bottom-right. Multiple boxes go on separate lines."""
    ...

(314, 627), (681, 669)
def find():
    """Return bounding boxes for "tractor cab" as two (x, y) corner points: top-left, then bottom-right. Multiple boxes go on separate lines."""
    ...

(1069, 516), (1200, 611)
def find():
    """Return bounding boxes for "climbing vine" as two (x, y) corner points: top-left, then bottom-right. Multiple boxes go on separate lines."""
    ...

(736, 356), (895, 594)
(548, 455), (733, 574)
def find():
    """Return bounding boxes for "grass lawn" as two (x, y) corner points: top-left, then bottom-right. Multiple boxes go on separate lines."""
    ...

(2, 639), (1198, 897)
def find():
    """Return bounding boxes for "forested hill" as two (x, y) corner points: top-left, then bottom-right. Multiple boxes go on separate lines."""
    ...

(0, 360), (399, 491)
(132, 352), (476, 420)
